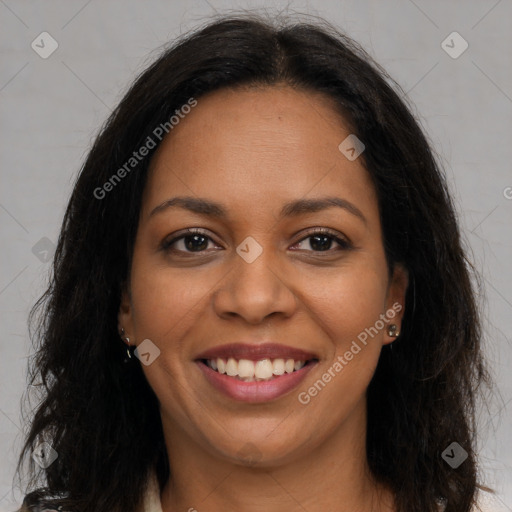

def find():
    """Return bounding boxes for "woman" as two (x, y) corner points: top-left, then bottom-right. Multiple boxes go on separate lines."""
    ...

(16, 12), (494, 512)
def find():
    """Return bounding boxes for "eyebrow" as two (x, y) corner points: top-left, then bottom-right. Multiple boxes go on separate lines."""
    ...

(149, 195), (367, 224)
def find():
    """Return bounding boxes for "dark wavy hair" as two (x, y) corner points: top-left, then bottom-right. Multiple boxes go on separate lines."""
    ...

(15, 11), (492, 512)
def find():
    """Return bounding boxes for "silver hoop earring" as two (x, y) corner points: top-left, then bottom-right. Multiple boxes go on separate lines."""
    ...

(119, 327), (133, 360)
(124, 337), (132, 359)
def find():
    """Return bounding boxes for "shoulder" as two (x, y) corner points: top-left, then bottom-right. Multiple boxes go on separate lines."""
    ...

(17, 471), (160, 512)
(18, 503), (64, 512)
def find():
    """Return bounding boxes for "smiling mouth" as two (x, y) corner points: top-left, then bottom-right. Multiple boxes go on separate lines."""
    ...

(198, 357), (319, 382)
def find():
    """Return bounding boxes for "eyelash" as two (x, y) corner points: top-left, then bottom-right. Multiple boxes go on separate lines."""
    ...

(160, 227), (352, 256)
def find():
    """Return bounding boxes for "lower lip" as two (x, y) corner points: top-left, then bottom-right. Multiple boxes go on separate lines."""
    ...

(196, 360), (317, 403)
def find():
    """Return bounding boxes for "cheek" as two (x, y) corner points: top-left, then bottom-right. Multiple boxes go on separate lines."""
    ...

(294, 266), (388, 421)
(128, 247), (216, 339)
(292, 260), (389, 345)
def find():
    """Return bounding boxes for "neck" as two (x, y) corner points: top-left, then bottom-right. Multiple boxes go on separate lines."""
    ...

(159, 400), (394, 512)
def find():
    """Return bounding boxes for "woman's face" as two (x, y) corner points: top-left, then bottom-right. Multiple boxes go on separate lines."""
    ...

(119, 85), (407, 467)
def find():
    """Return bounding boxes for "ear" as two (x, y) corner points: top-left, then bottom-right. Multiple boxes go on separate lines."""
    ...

(383, 263), (408, 345)
(118, 280), (135, 341)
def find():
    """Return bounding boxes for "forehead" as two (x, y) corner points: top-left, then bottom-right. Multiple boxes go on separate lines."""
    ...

(142, 86), (377, 222)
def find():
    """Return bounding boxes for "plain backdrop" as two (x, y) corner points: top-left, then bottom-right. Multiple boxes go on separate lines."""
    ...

(1, 0), (511, 510)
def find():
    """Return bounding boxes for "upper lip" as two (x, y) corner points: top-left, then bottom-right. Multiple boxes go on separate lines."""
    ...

(195, 343), (318, 362)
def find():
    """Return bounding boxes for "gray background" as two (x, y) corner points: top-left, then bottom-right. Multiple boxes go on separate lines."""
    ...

(1, 0), (511, 510)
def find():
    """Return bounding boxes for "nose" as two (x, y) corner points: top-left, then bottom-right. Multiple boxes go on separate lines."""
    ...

(212, 239), (298, 325)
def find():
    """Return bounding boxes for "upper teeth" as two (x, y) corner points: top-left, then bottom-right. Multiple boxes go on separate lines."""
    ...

(207, 358), (306, 381)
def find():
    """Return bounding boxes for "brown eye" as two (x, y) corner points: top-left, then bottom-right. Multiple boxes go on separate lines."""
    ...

(290, 228), (352, 253)
(161, 229), (219, 254)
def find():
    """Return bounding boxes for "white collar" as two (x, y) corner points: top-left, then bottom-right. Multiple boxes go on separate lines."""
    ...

(142, 470), (163, 512)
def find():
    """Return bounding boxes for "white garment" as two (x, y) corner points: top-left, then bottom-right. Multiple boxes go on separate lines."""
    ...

(142, 470), (163, 512)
